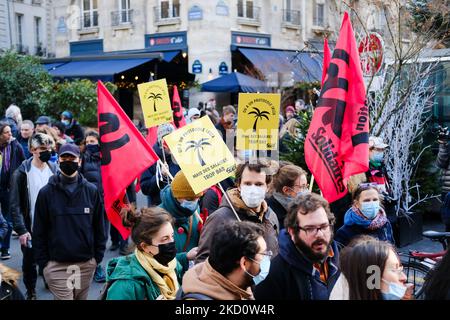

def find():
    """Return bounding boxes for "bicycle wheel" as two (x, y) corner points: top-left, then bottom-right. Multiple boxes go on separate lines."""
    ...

(401, 259), (431, 299)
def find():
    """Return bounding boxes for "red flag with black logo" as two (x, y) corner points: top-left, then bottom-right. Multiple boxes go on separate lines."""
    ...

(98, 81), (159, 239)
(171, 85), (186, 128)
(305, 12), (369, 203)
(322, 38), (331, 88)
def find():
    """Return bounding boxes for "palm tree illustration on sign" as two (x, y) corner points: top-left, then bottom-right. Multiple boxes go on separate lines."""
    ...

(185, 138), (211, 166)
(248, 107), (270, 131)
(148, 92), (163, 112)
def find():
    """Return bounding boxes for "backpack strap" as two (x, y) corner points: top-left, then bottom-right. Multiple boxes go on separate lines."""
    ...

(176, 287), (213, 300)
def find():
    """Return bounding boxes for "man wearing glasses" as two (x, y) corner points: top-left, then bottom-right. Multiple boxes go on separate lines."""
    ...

(178, 221), (269, 300)
(254, 193), (340, 300)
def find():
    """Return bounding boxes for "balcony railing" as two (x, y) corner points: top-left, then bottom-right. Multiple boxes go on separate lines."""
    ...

(282, 9), (301, 25)
(237, 4), (261, 20)
(79, 11), (99, 30)
(154, 4), (180, 24)
(111, 9), (134, 26)
(313, 16), (325, 27)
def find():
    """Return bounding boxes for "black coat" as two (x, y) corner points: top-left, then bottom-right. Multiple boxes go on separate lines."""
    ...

(10, 158), (57, 236)
(266, 195), (287, 228)
(254, 229), (340, 300)
(437, 142), (450, 193)
(32, 173), (107, 269)
(0, 282), (24, 300)
(81, 149), (103, 199)
(0, 139), (25, 191)
(140, 143), (180, 206)
(65, 120), (84, 145)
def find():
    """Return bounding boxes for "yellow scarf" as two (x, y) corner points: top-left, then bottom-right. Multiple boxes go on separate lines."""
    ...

(134, 248), (179, 300)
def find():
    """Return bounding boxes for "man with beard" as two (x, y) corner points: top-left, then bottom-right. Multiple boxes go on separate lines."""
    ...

(215, 105), (236, 145)
(254, 193), (340, 300)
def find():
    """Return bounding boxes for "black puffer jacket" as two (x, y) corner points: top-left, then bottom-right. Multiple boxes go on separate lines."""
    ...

(437, 142), (450, 193)
(81, 148), (103, 200)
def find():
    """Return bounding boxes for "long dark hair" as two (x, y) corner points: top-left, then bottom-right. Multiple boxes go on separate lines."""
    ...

(423, 249), (450, 300)
(339, 236), (396, 300)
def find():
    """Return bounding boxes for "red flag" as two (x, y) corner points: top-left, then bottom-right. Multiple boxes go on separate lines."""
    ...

(321, 38), (331, 88)
(304, 12), (369, 203)
(171, 85), (186, 128)
(98, 81), (159, 239)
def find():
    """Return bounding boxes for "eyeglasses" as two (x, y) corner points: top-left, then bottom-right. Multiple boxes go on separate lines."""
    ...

(387, 266), (404, 275)
(291, 184), (309, 192)
(248, 250), (273, 263)
(297, 224), (332, 236)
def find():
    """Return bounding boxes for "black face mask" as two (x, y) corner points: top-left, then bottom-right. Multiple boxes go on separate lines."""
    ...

(153, 241), (177, 265)
(86, 144), (100, 153)
(59, 161), (79, 176)
(39, 150), (51, 163)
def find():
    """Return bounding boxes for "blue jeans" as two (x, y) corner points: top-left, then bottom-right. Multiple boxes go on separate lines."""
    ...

(0, 191), (12, 251)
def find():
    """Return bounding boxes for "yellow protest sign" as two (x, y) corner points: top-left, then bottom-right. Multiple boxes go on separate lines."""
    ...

(138, 78), (173, 128)
(164, 116), (236, 194)
(236, 93), (281, 150)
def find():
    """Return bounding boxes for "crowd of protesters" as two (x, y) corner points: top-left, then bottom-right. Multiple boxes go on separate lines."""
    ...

(0, 102), (449, 302)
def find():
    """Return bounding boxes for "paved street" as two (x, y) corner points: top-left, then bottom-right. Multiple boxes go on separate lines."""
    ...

(1, 193), (446, 300)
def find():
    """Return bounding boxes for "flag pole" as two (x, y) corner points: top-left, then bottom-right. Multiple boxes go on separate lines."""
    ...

(309, 175), (315, 192)
(217, 182), (241, 222)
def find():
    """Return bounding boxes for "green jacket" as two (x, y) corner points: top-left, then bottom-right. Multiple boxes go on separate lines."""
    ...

(105, 253), (188, 300)
(159, 185), (201, 265)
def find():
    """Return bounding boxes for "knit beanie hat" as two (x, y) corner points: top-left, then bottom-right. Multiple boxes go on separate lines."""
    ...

(171, 171), (203, 199)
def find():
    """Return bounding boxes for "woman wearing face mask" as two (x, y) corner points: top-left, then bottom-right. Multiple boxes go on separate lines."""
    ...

(105, 207), (188, 300)
(266, 165), (308, 227)
(331, 236), (413, 300)
(159, 171), (202, 267)
(334, 184), (395, 248)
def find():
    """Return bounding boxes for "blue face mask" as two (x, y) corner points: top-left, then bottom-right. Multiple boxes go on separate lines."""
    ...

(371, 152), (384, 163)
(62, 119), (70, 126)
(245, 255), (271, 286)
(381, 279), (407, 300)
(180, 199), (198, 212)
(297, 190), (310, 197)
(360, 201), (380, 220)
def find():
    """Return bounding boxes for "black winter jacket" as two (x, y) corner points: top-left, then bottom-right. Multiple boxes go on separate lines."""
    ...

(437, 142), (450, 193)
(266, 195), (288, 228)
(65, 120), (84, 145)
(81, 149), (103, 200)
(32, 173), (107, 269)
(140, 143), (180, 205)
(0, 139), (25, 190)
(254, 229), (340, 300)
(10, 158), (57, 236)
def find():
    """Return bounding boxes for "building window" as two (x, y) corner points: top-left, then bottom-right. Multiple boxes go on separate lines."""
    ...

(35, 17), (41, 46)
(238, 0), (259, 19)
(16, 14), (23, 49)
(119, 0), (131, 23)
(313, 1), (325, 26)
(82, 0), (99, 28)
(160, 0), (180, 19)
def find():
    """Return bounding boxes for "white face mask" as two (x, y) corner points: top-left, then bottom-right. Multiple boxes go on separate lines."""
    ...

(240, 185), (266, 208)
